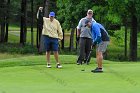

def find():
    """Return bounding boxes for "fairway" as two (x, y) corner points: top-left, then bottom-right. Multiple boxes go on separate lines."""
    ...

(0, 55), (140, 93)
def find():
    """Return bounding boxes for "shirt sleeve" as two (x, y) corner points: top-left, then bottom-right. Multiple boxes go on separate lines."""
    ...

(57, 21), (63, 40)
(77, 19), (83, 30)
(92, 24), (101, 44)
(92, 18), (96, 23)
(37, 10), (39, 19)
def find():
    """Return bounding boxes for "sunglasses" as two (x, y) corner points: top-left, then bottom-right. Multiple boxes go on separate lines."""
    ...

(88, 13), (93, 15)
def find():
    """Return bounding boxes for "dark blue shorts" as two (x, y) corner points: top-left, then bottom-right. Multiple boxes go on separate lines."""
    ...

(43, 35), (59, 51)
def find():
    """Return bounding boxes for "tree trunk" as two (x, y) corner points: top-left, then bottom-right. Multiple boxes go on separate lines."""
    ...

(129, 2), (137, 61)
(69, 27), (75, 51)
(0, 0), (6, 43)
(61, 29), (65, 49)
(0, 24), (1, 42)
(0, 21), (5, 42)
(5, 16), (8, 42)
(44, 0), (49, 17)
(20, 17), (24, 44)
(75, 29), (78, 49)
(124, 21), (128, 59)
(20, 0), (27, 45)
(36, 20), (39, 48)
(4, 0), (10, 42)
(0, 25), (1, 42)
(31, 0), (34, 47)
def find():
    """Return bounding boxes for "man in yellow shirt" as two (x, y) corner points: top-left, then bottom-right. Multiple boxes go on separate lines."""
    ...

(42, 11), (63, 68)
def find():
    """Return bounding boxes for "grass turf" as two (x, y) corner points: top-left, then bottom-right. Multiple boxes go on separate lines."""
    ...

(0, 55), (140, 93)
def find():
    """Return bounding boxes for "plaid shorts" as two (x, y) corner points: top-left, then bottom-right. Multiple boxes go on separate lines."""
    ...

(96, 41), (109, 53)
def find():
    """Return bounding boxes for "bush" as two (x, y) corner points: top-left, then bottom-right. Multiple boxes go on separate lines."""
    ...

(0, 43), (38, 54)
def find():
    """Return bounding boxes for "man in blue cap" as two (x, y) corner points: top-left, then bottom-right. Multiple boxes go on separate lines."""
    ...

(42, 11), (63, 68)
(85, 21), (110, 72)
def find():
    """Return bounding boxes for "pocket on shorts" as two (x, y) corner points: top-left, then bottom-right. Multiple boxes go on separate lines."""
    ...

(97, 41), (109, 53)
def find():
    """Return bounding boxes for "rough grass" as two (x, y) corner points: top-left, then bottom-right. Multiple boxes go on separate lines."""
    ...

(5, 26), (140, 61)
(0, 53), (28, 60)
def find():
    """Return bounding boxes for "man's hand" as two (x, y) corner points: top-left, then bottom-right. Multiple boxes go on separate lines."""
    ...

(76, 37), (80, 42)
(58, 39), (61, 42)
(92, 42), (96, 48)
(39, 7), (43, 10)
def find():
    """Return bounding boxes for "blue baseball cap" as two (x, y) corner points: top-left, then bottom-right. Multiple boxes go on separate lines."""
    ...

(49, 12), (55, 17)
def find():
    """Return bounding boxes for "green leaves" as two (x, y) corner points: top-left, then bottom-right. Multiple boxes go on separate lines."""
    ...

(57, 0), (94, 29)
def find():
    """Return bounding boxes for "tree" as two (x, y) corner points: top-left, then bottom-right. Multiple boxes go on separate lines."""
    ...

(57, 0), (140, 61)
(129, 1), (138, 61)
(4, 0), (10, 42)
(107, 0), (129, 60)
(20, 0), (27, 45)
(44, 0), (49, 17)
(31, 0), (34, 47)
(0, 0), (7, 43)
(57, 0), (94, 50)
(107, 0), (139, 61)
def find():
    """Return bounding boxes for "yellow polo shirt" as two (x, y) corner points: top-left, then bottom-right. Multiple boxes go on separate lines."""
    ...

(42, 17), (63, 40)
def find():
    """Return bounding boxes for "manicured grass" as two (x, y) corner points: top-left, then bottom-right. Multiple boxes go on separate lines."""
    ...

(9, 25), (20, 31)
(9, 25), (36, 31)
(8, 30), (37, 44)
(0, 55), (140, 93)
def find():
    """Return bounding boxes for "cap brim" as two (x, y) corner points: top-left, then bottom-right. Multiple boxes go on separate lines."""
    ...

(49, 14), (55, 17)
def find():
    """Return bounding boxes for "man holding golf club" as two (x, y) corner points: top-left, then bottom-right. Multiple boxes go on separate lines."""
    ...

(37, 7), (44, 53)
(42, 11), (63, 68)
(85, 20), (110, 73)
(76, 9), (96, 65)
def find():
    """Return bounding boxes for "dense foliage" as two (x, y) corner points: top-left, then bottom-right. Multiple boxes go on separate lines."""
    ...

(0, 0), (140, 61)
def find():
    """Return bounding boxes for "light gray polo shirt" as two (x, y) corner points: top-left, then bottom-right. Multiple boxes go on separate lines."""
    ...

(77, 17), (96, 38)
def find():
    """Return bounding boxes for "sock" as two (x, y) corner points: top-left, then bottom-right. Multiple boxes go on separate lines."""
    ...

(98, 68), (102, 69)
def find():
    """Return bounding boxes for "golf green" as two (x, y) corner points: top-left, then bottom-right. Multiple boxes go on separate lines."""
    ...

(0, 62), (140, 93)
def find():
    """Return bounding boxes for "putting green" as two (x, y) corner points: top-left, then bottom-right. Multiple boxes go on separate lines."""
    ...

(0, 63), (140, 93)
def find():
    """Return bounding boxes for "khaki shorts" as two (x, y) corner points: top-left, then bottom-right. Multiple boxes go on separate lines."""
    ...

(96, 41), (109, 53)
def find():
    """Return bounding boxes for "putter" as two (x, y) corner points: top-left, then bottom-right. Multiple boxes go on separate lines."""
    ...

(76, 39), (82, 65)
(76, 29), (82, 65)
(85, 46), (93, 65)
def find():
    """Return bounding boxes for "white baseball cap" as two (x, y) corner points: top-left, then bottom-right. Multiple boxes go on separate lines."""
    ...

(87, 9), (93, 14)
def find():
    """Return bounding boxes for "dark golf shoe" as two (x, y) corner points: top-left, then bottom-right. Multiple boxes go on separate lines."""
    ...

(91, 67), (103, 73)
(77, 61), (82, 65)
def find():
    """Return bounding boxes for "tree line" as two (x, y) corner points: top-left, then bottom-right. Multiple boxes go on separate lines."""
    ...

(0, 0), (140, 61)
